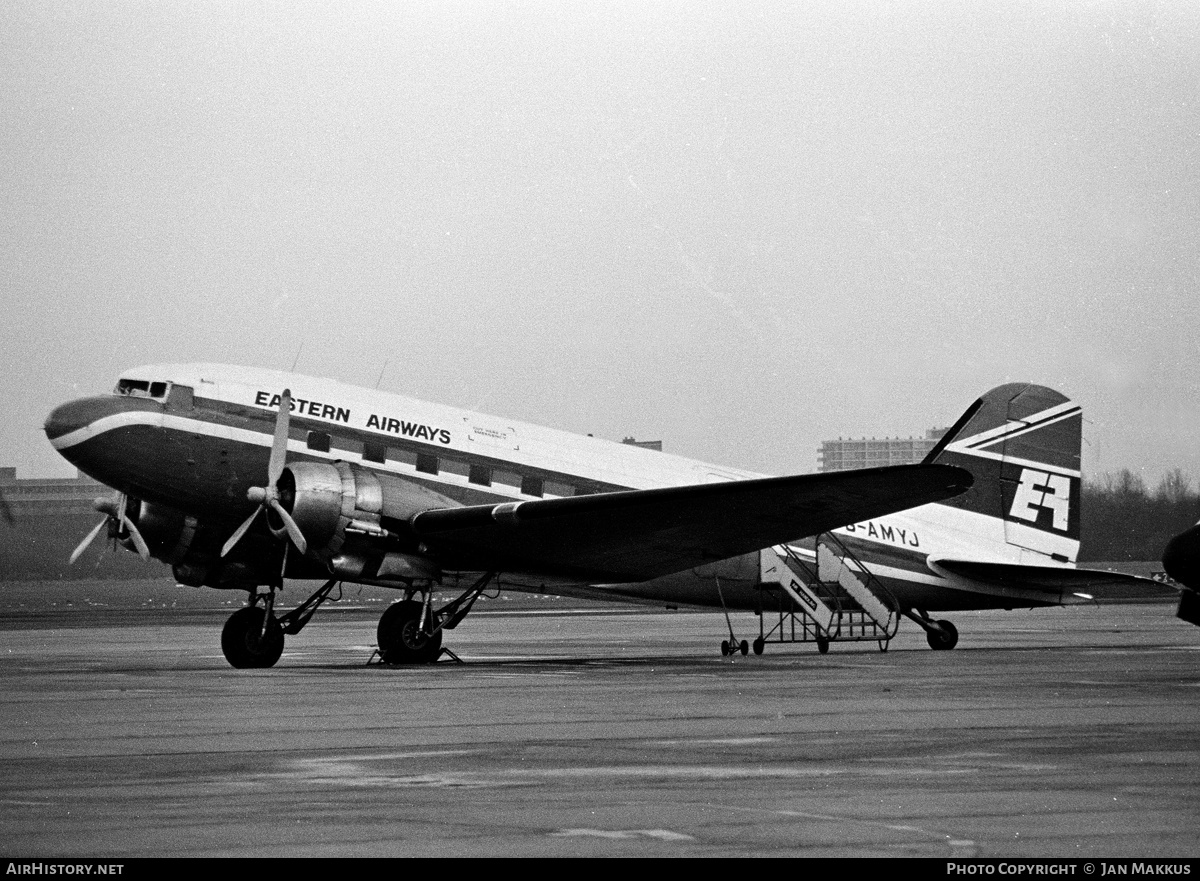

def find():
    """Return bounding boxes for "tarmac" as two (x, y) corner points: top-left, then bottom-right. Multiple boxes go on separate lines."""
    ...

(1, 594), (1198, 858)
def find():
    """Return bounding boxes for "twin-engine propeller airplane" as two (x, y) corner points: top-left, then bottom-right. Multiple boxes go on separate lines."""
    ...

(43, 365), (1159, 668)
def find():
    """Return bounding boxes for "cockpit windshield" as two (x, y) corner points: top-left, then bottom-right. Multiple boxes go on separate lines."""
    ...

(116, 378), (169, 399)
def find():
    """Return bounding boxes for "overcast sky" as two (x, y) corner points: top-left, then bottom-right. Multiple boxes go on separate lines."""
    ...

(3, 1), (1198, 488)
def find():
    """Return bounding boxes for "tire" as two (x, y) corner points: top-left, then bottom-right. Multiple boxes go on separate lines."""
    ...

(377, 600), (443, 664)
(815, 635), (830, 654)
(926, 619), (959, 651)
(739, 640), (749, 656)
(221, 607), (285, 669)
(752, 637), (765, 656)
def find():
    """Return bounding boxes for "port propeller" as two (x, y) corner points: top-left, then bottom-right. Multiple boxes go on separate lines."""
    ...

(69, 493), (150, 565)
(221, 389), (307, 558)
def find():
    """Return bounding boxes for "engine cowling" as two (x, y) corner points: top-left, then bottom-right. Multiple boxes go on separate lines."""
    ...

(120, 499), (252, 588)
(121, 499), (199, 564)
(275, 461), (455, 580)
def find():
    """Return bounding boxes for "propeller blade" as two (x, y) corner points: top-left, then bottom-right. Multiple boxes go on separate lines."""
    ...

(70, 517), (109, 565)
(268, 498), (308, 555)
(221, 506), (262, 558)
(122, 513), (151, 560)
(267, 389), (291, 486)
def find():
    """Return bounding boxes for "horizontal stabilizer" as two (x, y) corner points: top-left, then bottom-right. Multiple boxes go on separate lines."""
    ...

(409, 463), (972, 581)
(933, 558), (1175, 602)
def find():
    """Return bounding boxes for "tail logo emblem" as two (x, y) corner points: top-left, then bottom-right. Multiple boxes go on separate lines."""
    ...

(1009, 468), (1071, 531)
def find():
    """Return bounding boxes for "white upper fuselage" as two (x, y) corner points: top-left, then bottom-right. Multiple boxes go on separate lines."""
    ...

(119, 361), (765, 492)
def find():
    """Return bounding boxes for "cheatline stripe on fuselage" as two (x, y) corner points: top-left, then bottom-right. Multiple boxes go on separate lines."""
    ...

(49, 407), (668, 503)
(786, 541), (945, 587)
(181, 394), (642, 492)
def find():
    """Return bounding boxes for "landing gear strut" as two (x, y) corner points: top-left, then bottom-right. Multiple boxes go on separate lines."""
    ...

(220, 578), (342, 669)
(906, 608), (959, 651)
(375, 572), (496, 665)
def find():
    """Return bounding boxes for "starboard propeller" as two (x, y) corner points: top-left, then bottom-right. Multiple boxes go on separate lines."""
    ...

(69, 493), (150, 564)
(221, 389), (307, 558)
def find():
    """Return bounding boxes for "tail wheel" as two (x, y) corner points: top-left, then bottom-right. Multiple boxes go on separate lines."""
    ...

(377, 600), (443, 664)
(221, 607), (285, 669)
(926, 619), (959, 651)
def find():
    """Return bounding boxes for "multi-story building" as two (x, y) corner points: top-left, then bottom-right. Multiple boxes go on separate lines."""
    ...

(817, 427), (948, 472)
(0, 467), (110, 519)
(0, 467), (157, 580)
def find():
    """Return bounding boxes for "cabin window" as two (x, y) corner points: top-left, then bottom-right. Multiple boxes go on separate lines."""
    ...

(545, 480), (575, 498)
(306, 431), (331, 453)
(416, 453), (439, 475)
(469, 465), (492, 486)
(363, 442), (387, 464)
(520, 475), (543, 497)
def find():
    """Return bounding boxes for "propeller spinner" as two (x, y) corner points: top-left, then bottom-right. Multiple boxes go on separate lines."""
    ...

(221, 389), (308, 558)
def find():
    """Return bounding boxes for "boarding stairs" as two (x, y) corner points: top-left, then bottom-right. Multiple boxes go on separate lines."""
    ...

(753, 533), (900, 653)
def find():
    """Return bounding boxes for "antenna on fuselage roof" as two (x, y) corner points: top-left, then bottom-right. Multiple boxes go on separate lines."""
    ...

(376, 360), (389, 390)
(290, 343), (303, 372)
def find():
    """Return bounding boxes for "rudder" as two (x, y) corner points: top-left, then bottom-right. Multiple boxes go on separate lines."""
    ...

(929, 383), (1082, 563)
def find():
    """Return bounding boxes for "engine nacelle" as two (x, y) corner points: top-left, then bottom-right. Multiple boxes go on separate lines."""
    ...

(277, 461), (455, 576)
(122, 499), (200, 564)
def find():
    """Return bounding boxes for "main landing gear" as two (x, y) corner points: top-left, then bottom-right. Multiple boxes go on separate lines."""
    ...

(377, 599), (443, 664)
(374, 571), (497, 666)
(220, 578), (341, 669)
(906, 608), (959, 651)
(221, 606), (284, 668)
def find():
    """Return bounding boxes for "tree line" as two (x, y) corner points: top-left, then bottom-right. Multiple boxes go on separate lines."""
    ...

(1080, 469), (1200, 562)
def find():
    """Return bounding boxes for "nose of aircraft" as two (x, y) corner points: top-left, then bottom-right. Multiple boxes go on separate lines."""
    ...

(44, 396), (117, 442)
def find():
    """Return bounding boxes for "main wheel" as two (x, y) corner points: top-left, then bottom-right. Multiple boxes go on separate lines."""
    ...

(815, 635), (830, 654)
(221, 607), (285, 669)
(926, 619), (959, 651)
(752, 637), (765, 656)
(377, 600), (443, 664)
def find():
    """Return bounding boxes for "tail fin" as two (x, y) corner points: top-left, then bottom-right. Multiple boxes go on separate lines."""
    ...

(929, 383), (1082, 564)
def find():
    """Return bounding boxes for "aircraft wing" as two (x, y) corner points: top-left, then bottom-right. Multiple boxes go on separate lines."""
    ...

(932, 559), (1176, 602)
(407, 463), (971, 580)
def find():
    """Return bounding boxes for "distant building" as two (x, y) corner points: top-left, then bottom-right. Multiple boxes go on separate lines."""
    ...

(0, 468), (153, 580)
(0, 468), (110, 518)
(818, 427), (948, 472)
